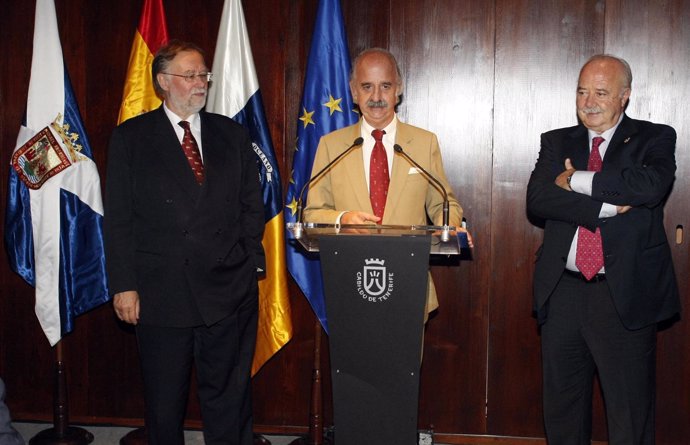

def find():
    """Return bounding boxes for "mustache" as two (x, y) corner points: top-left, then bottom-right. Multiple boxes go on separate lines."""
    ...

(366, 100), (388, 108)
(579, 106), (603, 114)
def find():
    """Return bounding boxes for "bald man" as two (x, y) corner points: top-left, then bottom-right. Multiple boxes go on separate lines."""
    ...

(305, 48), (471, 316)
(527, 54), (679, 444)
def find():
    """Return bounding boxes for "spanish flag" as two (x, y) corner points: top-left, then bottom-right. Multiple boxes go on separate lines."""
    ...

(117, 0), (169, 124)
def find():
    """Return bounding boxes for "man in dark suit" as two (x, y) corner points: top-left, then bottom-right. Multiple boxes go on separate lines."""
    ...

(104, 40), (265, 445)
(527, 54), (680, 444)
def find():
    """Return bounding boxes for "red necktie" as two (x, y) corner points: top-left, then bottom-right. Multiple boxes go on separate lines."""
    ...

(369, 129), (389, 221)
(575, 136), (605, 280)
(178, 121), (205, 184)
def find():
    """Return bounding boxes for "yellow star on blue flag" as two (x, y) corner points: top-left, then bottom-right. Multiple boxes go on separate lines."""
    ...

(299, 108), (315, 128)
(285, 197), (298, 217)
(323, 95), (343, 115)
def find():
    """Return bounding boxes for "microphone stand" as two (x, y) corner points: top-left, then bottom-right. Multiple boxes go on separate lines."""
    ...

(393, 145), (451, 242)
(292, 138), (364, 239)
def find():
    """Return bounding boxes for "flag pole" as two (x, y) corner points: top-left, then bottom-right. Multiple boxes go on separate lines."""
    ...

(28, 340), (94, 445)
(289, 319), (330, 445)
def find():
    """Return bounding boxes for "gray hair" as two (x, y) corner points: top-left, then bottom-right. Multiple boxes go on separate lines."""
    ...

(151, 39), (206, 98)
(582, 54), (633, 91)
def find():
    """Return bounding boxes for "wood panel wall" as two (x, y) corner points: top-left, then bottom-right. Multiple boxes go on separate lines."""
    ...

(1, 0), (688, 443)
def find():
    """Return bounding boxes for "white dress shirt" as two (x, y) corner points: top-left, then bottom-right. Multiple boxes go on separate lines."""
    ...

(334, 116), (399, 224)
(163, 102), (204, 161)
(360, 116), (397, 191)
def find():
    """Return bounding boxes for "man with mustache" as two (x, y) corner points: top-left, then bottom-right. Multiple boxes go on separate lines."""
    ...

(527, 54), (679, 444)
(304, 48), (470, 318)
(104, 40), (265, 445)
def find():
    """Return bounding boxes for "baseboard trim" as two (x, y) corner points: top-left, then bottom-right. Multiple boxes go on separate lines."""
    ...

(13, 416), (608, 445)
(432, 434), (607, 445)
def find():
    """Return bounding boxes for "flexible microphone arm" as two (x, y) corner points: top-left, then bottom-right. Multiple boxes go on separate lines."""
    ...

(296, 137), (364, 225)
(393, 144), (451, 241)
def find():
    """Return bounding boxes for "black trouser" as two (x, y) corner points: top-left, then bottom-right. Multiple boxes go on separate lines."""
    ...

(136, 294), (258, 445)
(541, 273), (656, 445)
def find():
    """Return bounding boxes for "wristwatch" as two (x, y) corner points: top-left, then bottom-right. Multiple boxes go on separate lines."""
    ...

(566, 174), (573, 187)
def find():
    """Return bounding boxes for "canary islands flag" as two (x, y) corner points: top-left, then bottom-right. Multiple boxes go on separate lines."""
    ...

(4, 0), (110, 346)
(207, 0), (293, 375)
(117, 0), (169, 124)
(284, 0), (359, 332)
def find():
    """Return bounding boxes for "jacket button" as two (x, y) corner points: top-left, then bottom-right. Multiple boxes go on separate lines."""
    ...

(165, 199), (173, 204)
(184, 259), (189, 266)
(183, 229), (189, 236)
(216, 257), (223, 263)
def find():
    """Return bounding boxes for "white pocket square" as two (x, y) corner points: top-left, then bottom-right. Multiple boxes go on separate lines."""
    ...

(408, 167), (421, 174)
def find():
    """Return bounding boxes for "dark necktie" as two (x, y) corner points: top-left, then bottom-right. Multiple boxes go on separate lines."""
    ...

(178, 121), (205, 184)
(575, 136), (605, 280)
(369, 129), (389, 221)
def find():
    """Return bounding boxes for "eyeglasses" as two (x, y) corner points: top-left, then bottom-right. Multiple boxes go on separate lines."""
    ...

(162, 72), (214, 83)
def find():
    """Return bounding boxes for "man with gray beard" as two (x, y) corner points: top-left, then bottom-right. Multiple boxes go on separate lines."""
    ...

(104, 40), (265, 445)
(304, 48), (471, 317)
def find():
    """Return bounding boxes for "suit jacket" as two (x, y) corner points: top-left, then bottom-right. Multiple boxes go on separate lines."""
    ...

(304, 120), (463, 312)
(304, 120), (462, 225)
(527, 115), (680, 329)
(104, 106), (265, 327)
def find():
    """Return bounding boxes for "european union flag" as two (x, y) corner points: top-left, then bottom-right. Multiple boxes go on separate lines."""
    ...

(285, 0), (359, 332)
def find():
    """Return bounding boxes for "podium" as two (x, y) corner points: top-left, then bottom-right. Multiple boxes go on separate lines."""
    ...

(289, 223), (465, 445)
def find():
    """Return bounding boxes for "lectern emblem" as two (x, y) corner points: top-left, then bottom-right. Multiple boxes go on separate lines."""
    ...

(356, 258), (395, 303)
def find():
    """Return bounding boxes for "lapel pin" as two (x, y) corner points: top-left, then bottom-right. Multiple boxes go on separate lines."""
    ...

(623, 137), (631, 143)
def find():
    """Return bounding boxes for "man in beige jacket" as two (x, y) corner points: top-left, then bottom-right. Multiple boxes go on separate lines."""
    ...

(304, 48), (471, 314)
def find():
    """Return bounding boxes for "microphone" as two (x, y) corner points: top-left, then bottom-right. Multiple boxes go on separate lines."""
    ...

(393, 144), (451, 242)
(294, 137), (364, 236)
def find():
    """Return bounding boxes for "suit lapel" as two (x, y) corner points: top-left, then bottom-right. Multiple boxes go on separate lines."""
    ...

(339, 122), (373, 213)
(199, 112), (226, 196)
(386, 122), (415, 219)
(568, 115), (638, 172)
(150, 107), (205, 200)
(601, 114), (637, 167)
(566, 125), (590, 171)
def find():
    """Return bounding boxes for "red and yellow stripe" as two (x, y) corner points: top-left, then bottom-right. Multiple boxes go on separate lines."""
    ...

(117, 0), (168, 124)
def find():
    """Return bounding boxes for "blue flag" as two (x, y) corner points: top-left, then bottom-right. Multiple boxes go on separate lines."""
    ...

(285, 0), (359, 332)
(207, 0), (293, 375)
(5, 0), (110, 345)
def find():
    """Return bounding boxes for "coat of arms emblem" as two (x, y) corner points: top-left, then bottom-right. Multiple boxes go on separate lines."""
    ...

(356, 258), (394, 303)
